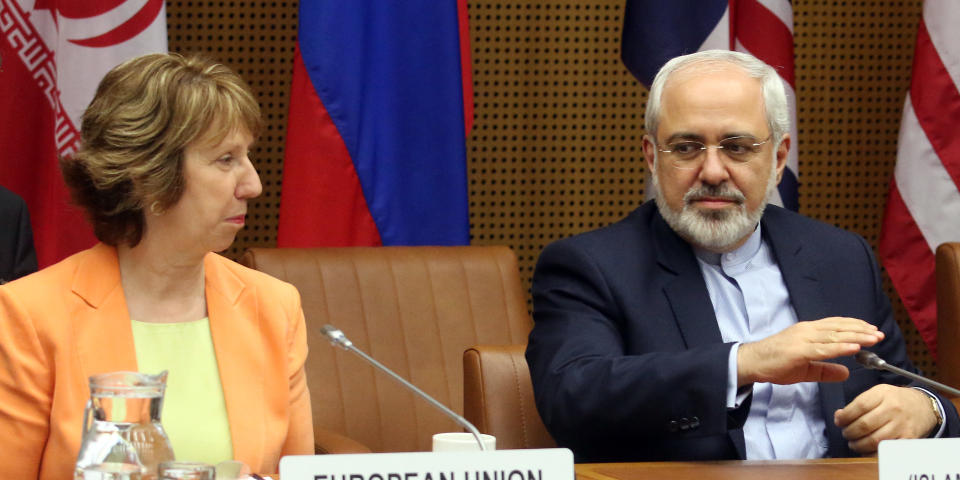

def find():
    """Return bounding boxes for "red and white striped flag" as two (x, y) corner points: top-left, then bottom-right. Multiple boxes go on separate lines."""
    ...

(0, 0), (167, 267)
(880, 0), (960, 358)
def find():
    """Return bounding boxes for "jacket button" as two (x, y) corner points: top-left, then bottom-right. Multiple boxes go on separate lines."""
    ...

(668, 420), (679, 432)
(679, 417), (690, 430)
(690, 416), (701, 429)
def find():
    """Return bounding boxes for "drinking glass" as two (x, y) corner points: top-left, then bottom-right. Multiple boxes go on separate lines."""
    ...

(158, 461), (216, 479)
(80, 462), (144, 480)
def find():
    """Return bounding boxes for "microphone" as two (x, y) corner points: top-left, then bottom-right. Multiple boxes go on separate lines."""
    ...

(855, 351), (960, 397)
(318, 324), (490, 451)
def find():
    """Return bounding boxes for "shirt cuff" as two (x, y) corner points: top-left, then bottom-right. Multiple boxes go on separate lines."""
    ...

(726, 343), (751, 409)
(913, 387), (946, 438)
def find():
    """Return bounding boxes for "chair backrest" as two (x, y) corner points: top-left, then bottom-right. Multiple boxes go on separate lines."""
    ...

(239, 246), (532, 452)
(937, 242), (960, 391)
(462, 344), (555, 449)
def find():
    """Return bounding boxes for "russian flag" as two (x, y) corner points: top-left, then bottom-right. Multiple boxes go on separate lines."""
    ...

(621, 0), (798, 212)
(278, 0), (472, 247)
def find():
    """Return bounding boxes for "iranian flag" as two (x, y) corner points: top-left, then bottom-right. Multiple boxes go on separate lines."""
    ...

(0, 0), (166, 266)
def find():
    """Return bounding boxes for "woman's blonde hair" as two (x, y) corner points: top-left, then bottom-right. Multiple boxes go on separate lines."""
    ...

(62, 52), (263, 247)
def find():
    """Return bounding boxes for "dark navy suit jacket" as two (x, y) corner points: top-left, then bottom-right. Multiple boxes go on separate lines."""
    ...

(0, 186), (37, 284)
(526, 201), (959, 462)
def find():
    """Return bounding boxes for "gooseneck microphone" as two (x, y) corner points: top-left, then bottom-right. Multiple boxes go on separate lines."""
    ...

(319, 325), (490, 451)
(855, 350), (960, 397)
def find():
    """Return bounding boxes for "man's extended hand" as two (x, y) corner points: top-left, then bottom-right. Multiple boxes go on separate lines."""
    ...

(834, 385), (938, 454)
(737, 317), (884, 386)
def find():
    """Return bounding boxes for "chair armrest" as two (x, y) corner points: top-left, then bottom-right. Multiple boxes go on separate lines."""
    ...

(463, 344), (555, 449)
(938, 243), (960, 388)
(314, 428), (372, 454)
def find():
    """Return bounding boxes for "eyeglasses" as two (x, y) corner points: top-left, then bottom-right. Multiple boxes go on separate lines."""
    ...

(656, 135), (772, 169)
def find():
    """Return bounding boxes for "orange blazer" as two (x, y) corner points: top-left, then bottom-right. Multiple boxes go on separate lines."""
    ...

(0, 244), (314, 479)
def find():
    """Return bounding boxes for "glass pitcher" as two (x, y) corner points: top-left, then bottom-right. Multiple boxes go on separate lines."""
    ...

(75, 371), (176, 480)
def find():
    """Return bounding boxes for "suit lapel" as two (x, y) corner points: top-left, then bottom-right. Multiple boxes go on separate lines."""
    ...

(762, 210), (828, 323)
(205, 254), (265, 469)
(761, 209), (849, 456)
(73, 244), (138, 377)
(651, 212), (744, 456)
(652, 212), (724, 348)
(653, 213), (723, 348)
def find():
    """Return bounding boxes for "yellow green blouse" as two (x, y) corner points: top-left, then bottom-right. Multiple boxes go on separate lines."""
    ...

(131, 318), (233, 465)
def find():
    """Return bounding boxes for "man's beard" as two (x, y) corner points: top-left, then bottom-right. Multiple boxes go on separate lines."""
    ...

(652, 155), (778, 251)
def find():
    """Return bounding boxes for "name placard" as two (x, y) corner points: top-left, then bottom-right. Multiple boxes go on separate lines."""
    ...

(879, 438), (960, 480)
(279, 448), (574, 480)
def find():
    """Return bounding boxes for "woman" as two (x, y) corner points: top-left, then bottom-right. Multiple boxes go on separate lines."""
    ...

(0, 53), (313, 479)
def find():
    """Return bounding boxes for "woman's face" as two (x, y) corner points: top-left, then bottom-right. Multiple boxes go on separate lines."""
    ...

(147, 125), (262, 255)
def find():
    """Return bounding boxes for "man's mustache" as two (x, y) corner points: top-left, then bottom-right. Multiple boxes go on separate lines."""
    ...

(683, 184), (746, 206)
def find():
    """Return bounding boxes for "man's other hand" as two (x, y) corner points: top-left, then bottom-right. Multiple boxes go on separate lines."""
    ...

(834, 385), (938, 454)
(737, 317), (884, 386)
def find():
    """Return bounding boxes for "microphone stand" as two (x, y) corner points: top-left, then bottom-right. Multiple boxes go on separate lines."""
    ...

(320, 325), (490, 451)
(856, 351), (960, 397)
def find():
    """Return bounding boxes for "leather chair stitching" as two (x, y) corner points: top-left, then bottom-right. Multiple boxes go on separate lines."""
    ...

(458, 254), (483, 345)
(491, 251), (514, 339)
(312, 254), (350, 436)
(474, 349), (491, 431)
(509, 349), (529, 447)
(350, 254), (392, 451)
(419, 251), (457, 423)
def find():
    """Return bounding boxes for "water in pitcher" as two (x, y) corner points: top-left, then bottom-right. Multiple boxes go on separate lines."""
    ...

(75, 372), (175, 480)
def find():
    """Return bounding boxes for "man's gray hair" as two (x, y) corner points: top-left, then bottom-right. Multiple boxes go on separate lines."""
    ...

(644, 50), (789, 143)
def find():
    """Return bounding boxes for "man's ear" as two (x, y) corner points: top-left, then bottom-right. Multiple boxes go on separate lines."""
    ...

(642, 135), (657, 173)
(774, 133), (790, 183)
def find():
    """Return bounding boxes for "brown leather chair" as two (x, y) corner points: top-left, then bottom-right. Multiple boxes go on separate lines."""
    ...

(463, 344), (555, 449)
(239, 246), (532, 452)
(937, 242), (960, 393)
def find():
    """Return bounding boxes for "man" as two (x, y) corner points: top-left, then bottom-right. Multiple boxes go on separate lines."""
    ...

(526, 50), (959, 462)
(0, 185), (37, 283)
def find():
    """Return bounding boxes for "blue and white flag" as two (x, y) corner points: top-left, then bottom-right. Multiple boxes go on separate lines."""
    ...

(622, 0), (798, 211)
